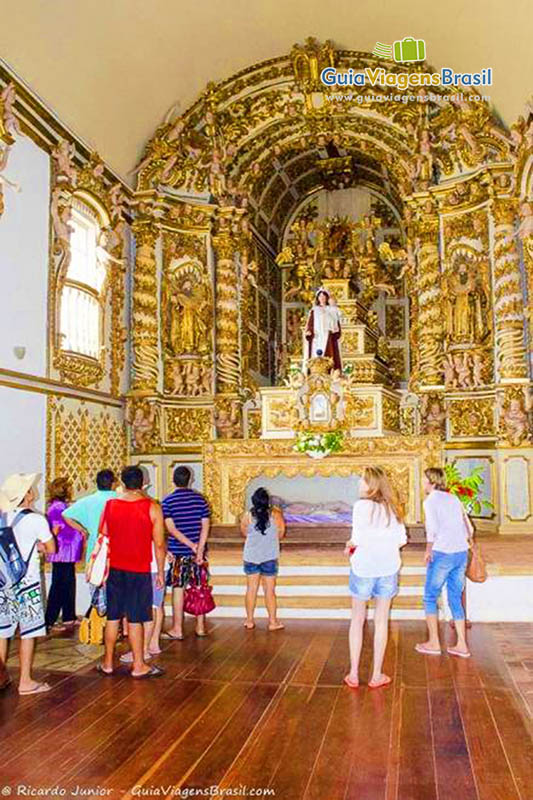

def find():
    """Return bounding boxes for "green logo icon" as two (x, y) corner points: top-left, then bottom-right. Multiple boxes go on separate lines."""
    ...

(372, 37), (426, 63)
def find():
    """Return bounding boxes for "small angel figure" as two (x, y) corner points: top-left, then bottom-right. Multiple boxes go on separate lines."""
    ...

(171, 363), (185, 396)
(96, 227), (124, 266)
(453, 353), (472, 389)
(499, 388), (532, 446)
(0, 83), (22, 142)
(52, 138), (77, 184)
(330, 368), (345, 422)
(109, 182), (127, 223)
(0, 143), (21, 199)
(443, 354), (456, 388)
(421, 395), (446, 436)
(214, 401), (241, 439)
(50, 187), (74, 246)
(128, 401), (157, 451)
(471, 353), (484, 388)
(201, 364), (212, 394)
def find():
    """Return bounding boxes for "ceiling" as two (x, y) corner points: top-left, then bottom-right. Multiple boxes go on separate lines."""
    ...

(2, 0), (531, 183)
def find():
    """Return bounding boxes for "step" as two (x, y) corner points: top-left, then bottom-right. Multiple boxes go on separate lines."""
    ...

(210, 564), (426, 575)
(210, 573), (425, 587)
(211, 524), (426, 544)
(209, 594), (424, 610)
(208, 549), (426, 567)
(205, 606), (426, 620)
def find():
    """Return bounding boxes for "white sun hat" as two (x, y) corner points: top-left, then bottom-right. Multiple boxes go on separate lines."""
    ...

(0, 473), (40, 512)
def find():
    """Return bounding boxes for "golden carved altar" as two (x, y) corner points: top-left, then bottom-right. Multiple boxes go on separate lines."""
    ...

(203, 435), (442, 525)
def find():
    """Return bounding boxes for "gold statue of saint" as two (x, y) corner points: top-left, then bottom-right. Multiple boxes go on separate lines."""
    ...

(445, 263), (487, 344)
(170, 278), (210, 355)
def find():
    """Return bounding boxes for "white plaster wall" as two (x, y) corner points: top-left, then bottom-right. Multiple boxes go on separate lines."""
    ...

(0, 386), (47, 505)
(466, 576), (533, 621)
(0, 135), (50, 377)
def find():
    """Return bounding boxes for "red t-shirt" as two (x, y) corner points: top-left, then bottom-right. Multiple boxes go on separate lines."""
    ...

(100, 497), (153, 573)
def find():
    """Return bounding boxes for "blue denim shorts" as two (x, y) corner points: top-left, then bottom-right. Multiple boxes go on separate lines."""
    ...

(349, 571), (399, 601)
(243, 559), (279, 577)
(151, 572), (165, 608)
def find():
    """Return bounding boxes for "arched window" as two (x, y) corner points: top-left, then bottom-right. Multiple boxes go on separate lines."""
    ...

(59, 196), (108, 359)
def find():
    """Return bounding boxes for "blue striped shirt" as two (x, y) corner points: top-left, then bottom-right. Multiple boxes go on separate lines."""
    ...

(161, 488), (210, 557)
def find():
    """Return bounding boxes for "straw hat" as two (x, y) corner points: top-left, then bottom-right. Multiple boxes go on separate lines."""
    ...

(0, 473), (40, 512)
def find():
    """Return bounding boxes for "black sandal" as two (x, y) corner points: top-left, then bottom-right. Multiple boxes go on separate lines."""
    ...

(131, 665), (165, 679)
(96, 664), (114, 676)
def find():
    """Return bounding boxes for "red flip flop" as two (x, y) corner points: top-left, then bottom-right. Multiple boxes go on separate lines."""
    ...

(368, 675), (392, 690)
(343, 675), (359, 689)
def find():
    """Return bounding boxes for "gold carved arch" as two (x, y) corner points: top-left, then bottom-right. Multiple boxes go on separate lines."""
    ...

(135, 41), (510, 226)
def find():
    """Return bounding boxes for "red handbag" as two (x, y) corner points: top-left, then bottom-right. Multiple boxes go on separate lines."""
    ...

(183, 563), (216, 616)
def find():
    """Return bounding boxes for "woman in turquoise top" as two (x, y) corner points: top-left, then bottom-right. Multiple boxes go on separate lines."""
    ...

(240, 488), (286, 632)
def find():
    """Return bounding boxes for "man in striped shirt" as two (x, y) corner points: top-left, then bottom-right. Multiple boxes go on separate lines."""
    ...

(161, 466), (210, 639)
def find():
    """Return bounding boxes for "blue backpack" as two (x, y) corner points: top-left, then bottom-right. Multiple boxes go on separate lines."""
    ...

(0, 509), (35, 589)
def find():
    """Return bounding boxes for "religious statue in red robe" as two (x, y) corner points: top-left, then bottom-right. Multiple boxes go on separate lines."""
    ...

(304, 288), (342, 372)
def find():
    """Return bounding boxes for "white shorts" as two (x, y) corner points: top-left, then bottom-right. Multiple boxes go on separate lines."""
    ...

(0, 577), (46, 639)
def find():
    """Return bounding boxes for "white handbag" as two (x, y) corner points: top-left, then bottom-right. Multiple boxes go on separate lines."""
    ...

(86, 533), (109, 587)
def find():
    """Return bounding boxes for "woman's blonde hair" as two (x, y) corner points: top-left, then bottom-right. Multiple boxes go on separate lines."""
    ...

(361, 465), (404, 523)
(424, 467), (446, 491)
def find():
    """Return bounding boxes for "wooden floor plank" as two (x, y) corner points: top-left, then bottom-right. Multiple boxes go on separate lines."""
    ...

(104, 681), (225, 794)
(290, 623), (340, 685)
(317, 621), (350, 685)
(397, 633), (437, 800)
(268, 686), (339, 798)
(183, 682), (278, 789)
(303, 686), (365, 800)
(429, 689), (478, 800)
(485, 687), (533, 800)
(219, 685), (311, 788)
(133, 683), (258, 789)
(257, 627), (311, 684)
(456, 688), (521, 800)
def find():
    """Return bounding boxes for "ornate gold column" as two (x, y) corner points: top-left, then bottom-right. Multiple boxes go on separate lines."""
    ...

(212, 209), (242, 395)
(491, 197), (528, 381)
(518, 202), (533, 373)
(131, 218), (160, 394)
(414, 200), (443, 387)
(211, 208), (245, 438)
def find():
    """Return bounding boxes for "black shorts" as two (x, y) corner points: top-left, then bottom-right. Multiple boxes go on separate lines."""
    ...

(106, 568), (153, 624)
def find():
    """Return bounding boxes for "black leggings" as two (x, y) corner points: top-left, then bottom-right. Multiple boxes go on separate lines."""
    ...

(45, 562), (76, 627)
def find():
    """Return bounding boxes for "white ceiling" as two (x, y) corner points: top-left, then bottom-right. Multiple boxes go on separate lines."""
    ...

(2, 0), (531, 182)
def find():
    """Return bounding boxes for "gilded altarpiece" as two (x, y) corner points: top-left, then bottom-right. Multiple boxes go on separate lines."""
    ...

(126, 39), (533, 532)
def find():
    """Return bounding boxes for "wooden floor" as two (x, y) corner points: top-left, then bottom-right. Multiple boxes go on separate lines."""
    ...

(1, 620), (532, 800)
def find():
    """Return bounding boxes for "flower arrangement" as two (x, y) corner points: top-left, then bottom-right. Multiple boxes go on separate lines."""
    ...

(293, 430), (344, 458)
(444, 463), (494, 516)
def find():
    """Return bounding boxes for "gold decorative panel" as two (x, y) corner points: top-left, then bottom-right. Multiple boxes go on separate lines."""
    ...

(203, 436), (442, 525)
(47, 396), (126, 496)
(448, 396), (496, 439)
(165, 407), (213, 443)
